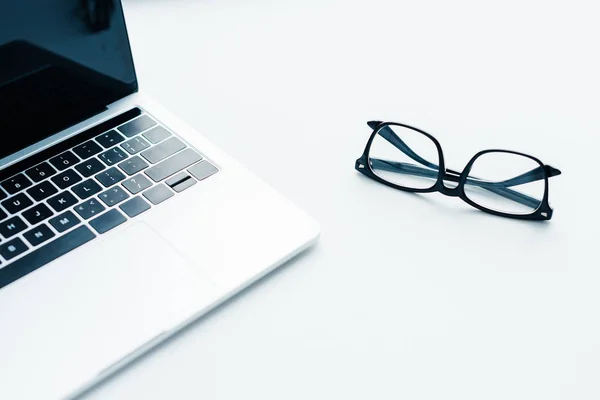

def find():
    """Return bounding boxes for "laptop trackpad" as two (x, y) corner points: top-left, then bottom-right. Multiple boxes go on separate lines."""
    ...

(0, 222), (219, 400)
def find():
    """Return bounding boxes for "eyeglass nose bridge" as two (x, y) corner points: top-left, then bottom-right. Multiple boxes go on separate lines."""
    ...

(439, 184), (461, 197)
(438, 169), (463, 197)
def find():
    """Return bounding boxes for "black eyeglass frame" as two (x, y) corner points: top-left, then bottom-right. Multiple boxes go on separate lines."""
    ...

(355, 121), (562, 221)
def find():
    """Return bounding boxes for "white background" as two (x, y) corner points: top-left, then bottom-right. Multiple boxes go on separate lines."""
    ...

(84, 0), (599, 399)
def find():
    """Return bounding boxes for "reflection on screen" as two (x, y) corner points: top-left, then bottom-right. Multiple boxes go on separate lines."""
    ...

(0, 0), (137, 160)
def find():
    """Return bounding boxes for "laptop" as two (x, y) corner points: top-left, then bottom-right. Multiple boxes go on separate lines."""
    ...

(0, 1), (320, 398)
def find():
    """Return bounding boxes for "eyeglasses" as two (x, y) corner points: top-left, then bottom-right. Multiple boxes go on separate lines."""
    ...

(355, 121), (562, 220)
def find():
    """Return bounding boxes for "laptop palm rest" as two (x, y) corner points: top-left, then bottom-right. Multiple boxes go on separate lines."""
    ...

(0, 222), (218, 400)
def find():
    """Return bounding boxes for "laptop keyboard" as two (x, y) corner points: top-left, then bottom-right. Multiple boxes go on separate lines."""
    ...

(0, 108), (218, 289)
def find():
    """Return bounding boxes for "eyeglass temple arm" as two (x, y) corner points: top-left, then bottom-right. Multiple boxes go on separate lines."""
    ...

(368, 121), (439, 170)
(369, 158), (542, 209)
(495, 165), (562, 187)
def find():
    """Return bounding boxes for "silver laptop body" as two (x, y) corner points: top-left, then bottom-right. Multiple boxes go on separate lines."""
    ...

(0, 2), (319, 398)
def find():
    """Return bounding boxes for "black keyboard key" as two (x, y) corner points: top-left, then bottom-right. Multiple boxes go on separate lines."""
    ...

(22, 204), (54, 225)
(141, 137), (186, 164)
(74, 198), (106, 219)
(75, 158), (105, 178)
(0, 189), (6, 201)
(172, 176), (196, 193)
(1, 193), (33, 214)
(0, 226), (96, 290)
(0, 216), (28, 239)
(118, 156), (149, 176)
(143, 184), (174, 205)
(0, 208), (6, 222)
(51, 169), (82, 189)
(95, 167), (126, 187)
(145, 149), (202, 182)
(47, 191), (78, 212)
(165, 172), (196, 192)
(49, 211), (80, 233)
(72, 179), (102, 200)
(26, 181), (58, 202)
(121, 136), (151, 154)
(165, 172), (190, 187)
(89, 209), (127, 234)
(49, 151), (80, 171)
(143, 126), (171, 144)
(119, 196), (151, 218)
(1, 174), (33, 195)
(99, 147), (128, 166)
(23, 224), (56, 247)
(73, 140), (103, 159)
(122, 174), (153, 194)
(118, 115), (156, 137)
(0, 237), (28, 261)
(25, 162), (58, 183)
(188, 161), (219, 181)
(99, 186), (130, 207)
(96, 130), (125, 148)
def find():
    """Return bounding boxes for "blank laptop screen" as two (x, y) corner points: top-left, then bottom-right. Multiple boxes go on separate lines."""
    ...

(0, 0), (138, 160)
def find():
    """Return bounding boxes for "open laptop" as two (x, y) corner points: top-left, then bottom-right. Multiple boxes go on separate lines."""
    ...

(0, 1), (320, 398)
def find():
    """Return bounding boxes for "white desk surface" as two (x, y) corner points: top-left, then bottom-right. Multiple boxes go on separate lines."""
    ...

(84, 1), (599, 399)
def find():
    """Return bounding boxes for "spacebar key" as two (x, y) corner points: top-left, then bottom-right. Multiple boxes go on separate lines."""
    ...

(145, 148), (202, 182)
(0, 226), (96, 290)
